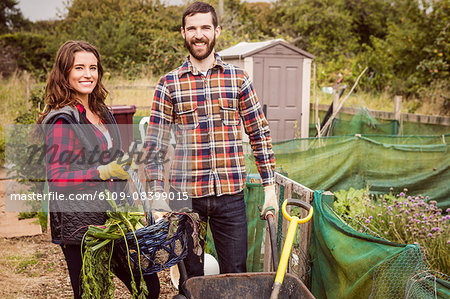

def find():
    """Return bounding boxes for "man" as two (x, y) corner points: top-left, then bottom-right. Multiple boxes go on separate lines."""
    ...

(145, 1), (277, 278)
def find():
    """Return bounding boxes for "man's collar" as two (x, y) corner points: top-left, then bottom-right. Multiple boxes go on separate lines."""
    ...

(179, 53), (225, 77)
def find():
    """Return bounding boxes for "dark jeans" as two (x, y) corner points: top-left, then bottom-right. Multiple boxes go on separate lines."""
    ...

(183, 190), (248, 278)
(60, 244), (160, 299)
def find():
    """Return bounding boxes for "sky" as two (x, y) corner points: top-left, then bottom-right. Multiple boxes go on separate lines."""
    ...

(17, 0), (274, 22)
(17, 0), (67, 22)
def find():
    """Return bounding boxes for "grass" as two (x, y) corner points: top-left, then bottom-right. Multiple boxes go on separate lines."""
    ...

(312, 88), (447, 116)
(0, 72), (32, 125)
(0, 73), (156, 125)
(104, 76), (157, 109)
(0, 72), (32, 163)
(5, 253), (39, 274)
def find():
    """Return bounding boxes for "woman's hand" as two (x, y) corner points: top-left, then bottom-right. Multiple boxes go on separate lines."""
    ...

(97, 155), (136, 180)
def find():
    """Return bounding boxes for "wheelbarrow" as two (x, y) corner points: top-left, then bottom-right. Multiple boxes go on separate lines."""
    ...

(175, 198), (315, 299)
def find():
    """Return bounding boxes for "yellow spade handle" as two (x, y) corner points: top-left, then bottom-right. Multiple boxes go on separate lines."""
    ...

(281, 199), (314, 224)
(274, 216), (299, 285)
(274, 200), (314, 285)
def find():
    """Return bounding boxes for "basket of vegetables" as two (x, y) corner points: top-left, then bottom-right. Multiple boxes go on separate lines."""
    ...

(113, 210), (189, 275)
(80, 169), (205, 298)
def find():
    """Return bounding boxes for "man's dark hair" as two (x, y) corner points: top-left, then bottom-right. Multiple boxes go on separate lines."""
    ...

(182, 1), (218, 28)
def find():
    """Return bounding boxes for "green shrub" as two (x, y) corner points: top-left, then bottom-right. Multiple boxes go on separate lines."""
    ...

(14, 85), (45, 124)
(0, 32), (52, 79)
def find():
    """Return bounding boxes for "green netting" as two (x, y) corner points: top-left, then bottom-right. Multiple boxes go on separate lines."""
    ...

(310, 191), (450, 299)
(244, 179), (312, 284)
(309, 109), (449, 137)
(245, 181), (265, 272)
(199, 178), (269, 272)
(246, 134), (450, 209)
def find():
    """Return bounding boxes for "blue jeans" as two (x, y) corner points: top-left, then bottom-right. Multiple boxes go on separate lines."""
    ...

(183, 190), (248, 277)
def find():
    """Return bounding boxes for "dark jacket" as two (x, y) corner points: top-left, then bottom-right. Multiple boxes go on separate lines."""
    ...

(42, 106), (125, 245)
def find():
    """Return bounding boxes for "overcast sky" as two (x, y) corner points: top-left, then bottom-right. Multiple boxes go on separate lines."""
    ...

(17, 0), (274, 22)
(17, 0), (67, 22)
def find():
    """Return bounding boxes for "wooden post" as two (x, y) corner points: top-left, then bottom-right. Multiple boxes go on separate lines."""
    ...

(109, 89), (114, 106)
(394, 96), (402, 135)
(319, 67), (368, 137)
(218, 0), (224, 19)
(25, 71), (31, 111)
(313, 63), (319, 132)
(332, 90), (340, 116)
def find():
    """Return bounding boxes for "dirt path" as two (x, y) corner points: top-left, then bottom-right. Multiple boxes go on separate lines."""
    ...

(0, 233), (177, 298)
(0, 168), (178, 298)
(0, 167), (42, 238)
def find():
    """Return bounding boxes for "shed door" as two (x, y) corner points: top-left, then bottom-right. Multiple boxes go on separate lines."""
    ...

(256, 57), (303, 142)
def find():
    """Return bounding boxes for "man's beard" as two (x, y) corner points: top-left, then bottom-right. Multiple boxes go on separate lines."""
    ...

(184, 35), (216, 61)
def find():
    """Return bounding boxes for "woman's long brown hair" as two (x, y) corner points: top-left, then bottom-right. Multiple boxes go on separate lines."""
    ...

(37, 40), (109, 124)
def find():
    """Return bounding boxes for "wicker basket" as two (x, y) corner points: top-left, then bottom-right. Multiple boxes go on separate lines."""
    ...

(114, 213), (188, 276)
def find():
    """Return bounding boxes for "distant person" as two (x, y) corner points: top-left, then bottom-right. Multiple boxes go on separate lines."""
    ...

(37, 40), (159, 299)
(145, 1), (277, 280)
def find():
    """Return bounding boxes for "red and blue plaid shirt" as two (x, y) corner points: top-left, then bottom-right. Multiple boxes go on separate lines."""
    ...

(145, 55), (275, 198)
(46, 104), (107, 190)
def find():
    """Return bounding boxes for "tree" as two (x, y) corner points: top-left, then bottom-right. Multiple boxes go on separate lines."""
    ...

(0, 32), (52, 77)
(271, 0), (358, 61)
(45, 0), (185, 77)
(0, 0), (31, 34)
(239, 2), (274, 38)
(343, 0), (392, 47)
(359, 0), (449, 96)
(269, 0), (359, 86)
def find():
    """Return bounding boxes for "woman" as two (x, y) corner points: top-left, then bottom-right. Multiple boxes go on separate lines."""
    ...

(37, 40), (159, 298)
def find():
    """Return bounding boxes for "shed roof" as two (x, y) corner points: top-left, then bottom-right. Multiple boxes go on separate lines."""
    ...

(218, 39), (315, 60)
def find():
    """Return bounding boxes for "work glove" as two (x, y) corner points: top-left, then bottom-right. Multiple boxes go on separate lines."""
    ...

(260, 184), (279, 219)
(97, 154), (137, 180)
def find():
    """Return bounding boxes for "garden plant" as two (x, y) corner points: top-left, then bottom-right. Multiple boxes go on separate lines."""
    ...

(333, 187), (449, 276)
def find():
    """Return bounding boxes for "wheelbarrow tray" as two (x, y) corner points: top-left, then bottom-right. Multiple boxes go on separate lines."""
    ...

(182, 272), (314, 299)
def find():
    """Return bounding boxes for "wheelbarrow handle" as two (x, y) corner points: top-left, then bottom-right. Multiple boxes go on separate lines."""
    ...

(265, 212), (279, 270)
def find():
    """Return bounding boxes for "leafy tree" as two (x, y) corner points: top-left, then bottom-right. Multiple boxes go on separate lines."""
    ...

(343, 0), (392, 47)
(358, 0), (449, 97)
(5, 0), (447, 103)
(269, 0), (360, 86)
(271, 0), (358, 62)
(0, 0), (31, 34)
(240, 2), (274, 38)
(124, 3), (185, 76)
(47, 0), (185, 77)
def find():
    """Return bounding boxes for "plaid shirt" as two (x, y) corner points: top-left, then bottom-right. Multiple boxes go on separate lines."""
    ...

(46, 104), (106, 190)
(145, 54), (275, 198)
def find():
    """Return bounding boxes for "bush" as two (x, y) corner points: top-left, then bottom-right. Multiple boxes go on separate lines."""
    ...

(334, 188), (449, 275)
(14, 85), (45, 124)
(0, 32), (52, 79)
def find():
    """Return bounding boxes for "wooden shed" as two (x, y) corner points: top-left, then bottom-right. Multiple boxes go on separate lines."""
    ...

(218, 39), (315, 141)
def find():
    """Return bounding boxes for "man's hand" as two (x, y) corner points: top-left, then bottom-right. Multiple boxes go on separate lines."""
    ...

(97, 155), (136, 180)
(261, 184), (278, 218)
